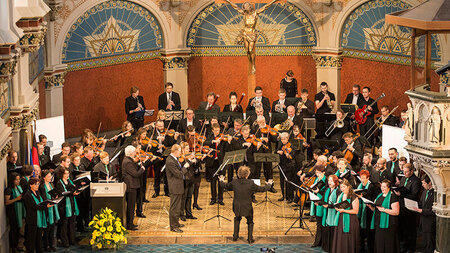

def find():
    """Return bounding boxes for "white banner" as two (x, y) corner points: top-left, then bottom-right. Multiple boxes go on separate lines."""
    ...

(35, 116), (65, 158)
(382, 125), (409, 161)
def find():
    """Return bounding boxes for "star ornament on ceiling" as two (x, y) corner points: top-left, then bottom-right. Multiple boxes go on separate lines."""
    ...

(83, 16), (141, 57)
(363, 22), (410, 55)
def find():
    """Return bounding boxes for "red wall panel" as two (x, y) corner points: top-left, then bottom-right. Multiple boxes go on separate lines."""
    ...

(63, 59), (164, 138)
(188, 55), (317, 109)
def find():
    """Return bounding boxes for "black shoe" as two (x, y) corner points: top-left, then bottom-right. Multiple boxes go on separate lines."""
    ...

(186, 215), (198, 219)
(292, 203), (300, 207)
(143, 198), (150, 203)
(232, 236), (239, 241)
(193, 204), (203, 210)
(218, 201), (225, 205)
(210, 200), (216, 205)
(136, 213), (146, 218)
(287, 199), (293, 203)
(177, 224), (185, 228)
(309, 216), (316, 222)
(247, 238), (255, 244)
(164, 193), (170, 197)
(278, 197), (284, 201)
(311, 244), (319, 248)
(152, 193), (159, 198)
(269, 188), (277, 193)
(171, 228), (183, 233)
(180, 216), (186, 221)
(127, 226), (138, 231)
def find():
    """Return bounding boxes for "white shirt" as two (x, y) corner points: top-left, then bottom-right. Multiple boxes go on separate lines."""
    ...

(187, 119), (193, 126)
(352, 95), (359, 105)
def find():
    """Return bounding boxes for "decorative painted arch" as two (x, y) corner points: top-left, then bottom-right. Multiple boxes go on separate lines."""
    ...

(62, 0), (164, 70)
(340, 0), (441, 65)
(186, 2), (317, 56)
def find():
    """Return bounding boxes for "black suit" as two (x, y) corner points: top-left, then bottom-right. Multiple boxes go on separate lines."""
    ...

(223, 104), (244, 113)
(121, 156), (144, 228)
(386, 159), (401, 179)
(220, 178), (270, 240)
(158, 92), (181, 111)
(295, 99), (315, 118)
(246, 96), (270, 112)
(51, 152), (63, 168)
(23, 190), (47, 252)
(398, 174), (421, 252)
(125, 95), (146, 130)
(418, 188), (436, 253)
(359, 97), (379, 144)
(177, 118), (201, 134)
(344, 93), (364, 108)
(92, 162), (117, 180)
(165, 155), (188, 229)
(271, 99), (290, 113)
(198, 101), (220, 112)
(204, 134), (228, 202)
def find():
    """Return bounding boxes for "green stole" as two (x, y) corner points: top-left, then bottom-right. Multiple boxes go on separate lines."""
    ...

(44, 183), (60, 225)
(335, 169), (347, 177)
(357, 182), (370, 228)
(322, 187), (339, 227)
(311, 176), (327, 217)
(335, 193), (351, 232)
(370, 191), (392, 229)
(11, 186), (25, 227)
(390, 160), (396, 173)
(31, 192), (47, 228)
(60, 179), (80, 217)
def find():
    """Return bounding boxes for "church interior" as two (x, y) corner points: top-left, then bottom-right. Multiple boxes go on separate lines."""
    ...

(1, 0), (449, 252)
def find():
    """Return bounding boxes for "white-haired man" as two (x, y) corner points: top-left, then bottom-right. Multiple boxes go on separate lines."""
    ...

(122, 145), (145, 230)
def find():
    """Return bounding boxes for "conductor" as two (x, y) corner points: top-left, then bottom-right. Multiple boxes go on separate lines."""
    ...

(219, 166), (272, 244)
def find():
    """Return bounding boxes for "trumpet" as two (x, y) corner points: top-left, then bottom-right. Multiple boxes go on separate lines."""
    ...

(325, 112), (348, 137)
(324, 92), (332, 109)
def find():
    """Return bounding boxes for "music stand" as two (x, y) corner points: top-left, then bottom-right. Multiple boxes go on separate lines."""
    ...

(204, 150), (246, 227)
(195, 109), (218, 122)
(271, 112), (288, 127)
(144, 110), (155, 116)
(283, 178), (314, 236)
(316, 139), (340, 153)
(165, 110), (184, 121)
(254, 153), (280, 207)
(303, 118), (316, 130)
(219, 112), (244, 124)
(340, 103), (358, 114)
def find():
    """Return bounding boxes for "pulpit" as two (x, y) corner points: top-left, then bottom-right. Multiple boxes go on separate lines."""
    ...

(90, 182), (127, 226)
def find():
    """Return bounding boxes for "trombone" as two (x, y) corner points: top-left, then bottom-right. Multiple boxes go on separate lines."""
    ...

(325, 112), (348, 137)
(365, 106), (399, 140)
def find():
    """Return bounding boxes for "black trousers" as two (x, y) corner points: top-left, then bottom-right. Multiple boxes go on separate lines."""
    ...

(234, 215), (254, 239)
(359, 117), (375, 145)
(251, 162), (273, 181)
(181, 180), (194, 217)
(207, 159), (225, 201)
(130, 118), (144, 133)
(25, 224), (43, 253)
(126, 189), (137, 228)
(136, 186), (143, 214)
(42, 223), (55, 249)
(154, 162), (169, 195)
(312, 216), (323, 247)
(59, 215), (76, 247)
(422, 231), (435, 253)
(141, 166), (148, 200)
(399, 209), (417, 252)
(76, 191), (90, 231)
(193, 174), (201, 206)
(279, 166), (295, 200)
(360, 226), (375, 253)
(8, 216), (20, 249)
(169, 194), (183, 229)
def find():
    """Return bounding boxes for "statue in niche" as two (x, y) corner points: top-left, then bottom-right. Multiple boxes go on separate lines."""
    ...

(404, 102), (414, 141)
(428, 107), (441, 143)
(224, 0), (279, 74)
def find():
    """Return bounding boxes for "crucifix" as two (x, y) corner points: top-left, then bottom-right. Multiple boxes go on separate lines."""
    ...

(217, 0), (282, 97)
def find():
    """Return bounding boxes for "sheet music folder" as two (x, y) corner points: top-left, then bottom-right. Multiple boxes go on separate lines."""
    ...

(165, 110), (184, 121)
(254, 153), (280, 163)
(223, 150), (246, 165)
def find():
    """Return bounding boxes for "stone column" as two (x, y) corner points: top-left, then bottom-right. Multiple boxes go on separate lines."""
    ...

(312, 48), (343, 111)
(44, 64), (66, 117)
(160, 49), (191, 109)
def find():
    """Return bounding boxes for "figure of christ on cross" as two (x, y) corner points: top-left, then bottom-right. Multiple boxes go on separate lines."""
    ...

(223, 0), (279, 74)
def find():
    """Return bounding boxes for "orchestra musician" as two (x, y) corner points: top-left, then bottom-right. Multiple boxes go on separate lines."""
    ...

(225, 118), (244, 181)
(295, 88), (315, 118)
(344, 84), (364, 108)
(327, 109), (351, 147)
(179, 142), (199, 220)
(341, 132), (363, 172)
(247, 105), (269, 126)
(158, 82), (181, 111)
(359, 87), (379, 144)
(246, 86), (271, 113)
(125, 86), (146, 131)
(198, 92), (220, 112)
(378, 105), (399, 127)
(178, 107), (201, 134)
(315, 82), (336, 139)
(277, 132), (296, 202)
(272, 88), (290, 113)
(286, 105), (302, 130)
(280, 70), (297, 98)
(223, 91), (244, 113)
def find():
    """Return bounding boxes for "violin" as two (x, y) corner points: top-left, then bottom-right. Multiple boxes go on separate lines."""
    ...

(281, 142), (293, 159)
(139, 150), (163, 161)
(166, 129), (176, 136)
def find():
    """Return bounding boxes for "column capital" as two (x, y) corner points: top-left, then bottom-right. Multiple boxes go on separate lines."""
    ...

(312, 48), (343, 69)
(44, 64), (67, 89)
(10, 107), (39, 131)
(160, 55), (191, 70)
(18, 22), (48, 53)
(0, 57), (18, 83)
(44, 0), (64, 21)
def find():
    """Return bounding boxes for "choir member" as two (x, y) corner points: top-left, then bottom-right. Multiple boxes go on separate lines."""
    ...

(122, 146), (145, 230)
(373, 158), (394, 183)
(277, 132), (296, 202)
(332, 179), (360, 253)
(394, 163), (421, 253)
(204, 123), (227, 205)
(246, 86), (271, 113)
(38, 134), (51, 156)
(223, 91), (244, 113)
(24, 178), (53, 252)
(7, 150), (21, 178)
(4, 172), (24, 253)
(219, 166), (272, 244)
(158, 82), (181, 111)
(368, 180), (400, 253)
(93, 151), (116, 181)
(198, 92), (220, 112)
(40, 170), (59, 252)
(310, 165), (327, 247)
(315, 82), (336, 139)
(71, 142), (83, 157)
(335, 158), (356, 188)
(125, 85), (146, 131)
(344, 84), (364, 108)
(386, 148), (401, 179)
(178, 107), (201, 134)
(359, 87), (379, 144)
(37, 142), (53, 171)
(321, 174), (341, 252)
(20, 165), (34, 195)
(51, 142), (71, 168)
(272, 88), (289, 113)
(356, 169), (378, 253)
(413, 175), (436, 253)
(280, 70), (297, 98)
(179, 142), (198, 220)
(56, 168), (79, 247)
(68, 152), (82, 178)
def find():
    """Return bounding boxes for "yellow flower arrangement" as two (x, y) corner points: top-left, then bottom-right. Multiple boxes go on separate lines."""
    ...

(88, 207), (128, 249)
